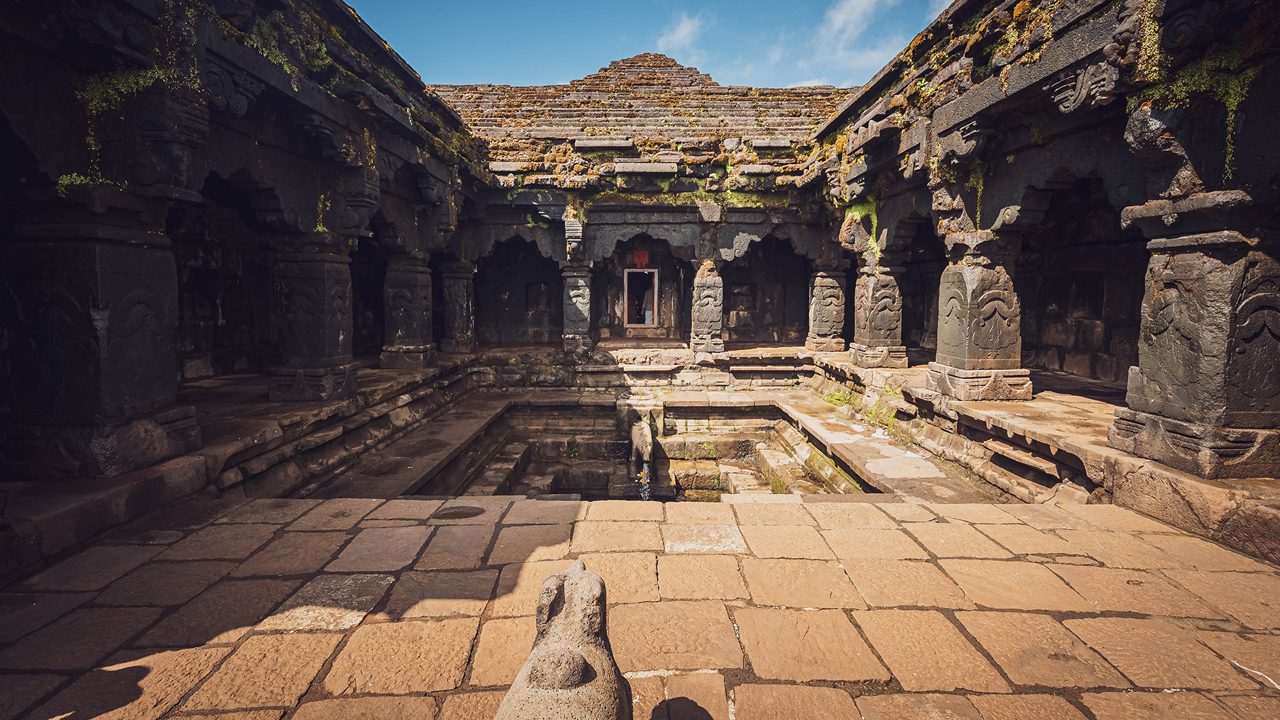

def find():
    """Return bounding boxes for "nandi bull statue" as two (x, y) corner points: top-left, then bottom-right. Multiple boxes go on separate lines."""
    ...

(629, 409), (654, 483)
(495, 560), (632, 720)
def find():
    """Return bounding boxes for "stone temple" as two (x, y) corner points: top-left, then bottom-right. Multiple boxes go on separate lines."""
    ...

(0, 0), (1278, 718)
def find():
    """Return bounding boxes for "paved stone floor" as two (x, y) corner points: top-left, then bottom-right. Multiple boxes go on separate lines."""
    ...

(2, 496), (1279, 720)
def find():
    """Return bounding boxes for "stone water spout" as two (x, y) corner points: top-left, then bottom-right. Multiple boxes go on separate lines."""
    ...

(495, 560), (632, 720)
(630, 412), (655, 500)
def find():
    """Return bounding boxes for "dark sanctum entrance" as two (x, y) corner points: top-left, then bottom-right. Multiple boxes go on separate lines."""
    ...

(475, 237), (563, 346)
(596, 235), (692, 341)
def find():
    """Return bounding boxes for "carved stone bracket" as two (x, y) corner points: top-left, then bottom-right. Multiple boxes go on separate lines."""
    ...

(204, 56), (265, 117)
(1045, 61), (1120, 113)
(562, 262), (593, 353)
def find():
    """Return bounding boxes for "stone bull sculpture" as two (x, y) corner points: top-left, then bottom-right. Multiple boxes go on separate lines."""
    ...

(495, 560), (632, 720)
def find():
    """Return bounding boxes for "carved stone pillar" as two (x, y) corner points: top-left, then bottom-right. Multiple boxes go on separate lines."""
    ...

(562, 262), (594, 353)
(1108, 193), (1279, 479)
(380, 253), (434, 369)
(806, 267), (848, 352)
(439, 260), (477, 353)
(0, 193), (200, 478)
(927, 230), (1032, 400)
(850, 255), (908, 366)
(268, 234), (356, 401)
(690, 260), (725, 353)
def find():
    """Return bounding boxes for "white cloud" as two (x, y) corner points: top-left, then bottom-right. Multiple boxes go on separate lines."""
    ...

(656, 12), (706, 61)
(788, 78), (831, 87)
(803, 0), (907, 86)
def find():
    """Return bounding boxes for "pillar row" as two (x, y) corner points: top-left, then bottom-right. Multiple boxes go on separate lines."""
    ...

(850, 256), (907, 367)
(690, 260), (725, 353)
(806, 268), (848, 352)
(439, 260), (477, 354)
(926, 230), (1032, 400)
(1109, 196), (1279, 479)
(562, 262), (594, 353)
(269, 234), (356, 401)
(380, 253), (435, 369)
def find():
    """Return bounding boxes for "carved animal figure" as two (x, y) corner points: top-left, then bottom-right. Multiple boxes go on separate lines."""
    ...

(630, 413), (654, 478)
(495, 560), (632, 720)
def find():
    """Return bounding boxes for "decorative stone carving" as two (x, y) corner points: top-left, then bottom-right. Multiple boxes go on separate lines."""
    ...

(495, 560), (631, 720)
(1109, 194), (1279, 478)
(268, 235), (356, 401)
(806, 269), (847, 352)
(562, 262), (593, 353)
(380, 254), (435, 369)
(927, 231), (1032, 400)
(850, 260), (908, 367)
(439, 260), (477, 353)
(1046, 61), (1119, 113)
(690, 260), (725, 353)
(204, 55), (265, 117)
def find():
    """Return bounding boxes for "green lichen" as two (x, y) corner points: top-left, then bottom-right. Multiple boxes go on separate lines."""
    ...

(249, 15), (301, 90)
(846, 199), (880, 262)
(54, 173), (121, 197)
(1135, 0), (1166, 83)
(966, 160), (987, 226)
(766, 473), (788, 494)
(1130, 46), (1261, 182)
(824, 389), (854, 407)
(314, 194), (331, 233)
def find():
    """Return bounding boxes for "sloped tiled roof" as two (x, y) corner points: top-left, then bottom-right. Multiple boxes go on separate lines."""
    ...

(430, 53), (854, 142)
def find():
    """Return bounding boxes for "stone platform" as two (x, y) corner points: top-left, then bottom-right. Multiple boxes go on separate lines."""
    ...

(2, 496), (1278, 720)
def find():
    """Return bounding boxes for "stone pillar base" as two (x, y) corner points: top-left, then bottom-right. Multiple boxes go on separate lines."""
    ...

(805, 336), (847, 352)
(690, 337), (724, 354)
(0, 406), (201, 479)
(380, 345), (436, 369)
(1109, 407), (1280, 480)
(269, 364), (357, 401)
(563, 334), (594, 353)
(927, 363), (1032, 401)
(850, 342), (908, 368)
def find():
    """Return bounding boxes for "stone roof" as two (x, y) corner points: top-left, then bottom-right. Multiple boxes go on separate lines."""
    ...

(429, 53), (853, 143)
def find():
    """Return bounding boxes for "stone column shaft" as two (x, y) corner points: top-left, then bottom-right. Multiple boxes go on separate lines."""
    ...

(926, 230), (1032, 400)
(562, 263), (593, 353)
(806, 268), (848, 352)
(380, 254), (435, 369)
(269, 235), (356, 401)
(1108, 197), (1279, 479)
(1, 200), (199, 477)
(690, 260), (725, 353)
(439, 260), (477, 353)
(850, 260), (908, 367)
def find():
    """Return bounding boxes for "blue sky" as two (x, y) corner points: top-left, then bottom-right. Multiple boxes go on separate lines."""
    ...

(347, 0), (951, 88)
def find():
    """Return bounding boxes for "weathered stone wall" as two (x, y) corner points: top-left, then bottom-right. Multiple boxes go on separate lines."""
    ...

(476, 238), (565, 346)
(722, 237), (810, 344)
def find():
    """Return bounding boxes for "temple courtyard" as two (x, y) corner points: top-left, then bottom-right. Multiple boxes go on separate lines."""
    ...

(2, 494), (1279, 720)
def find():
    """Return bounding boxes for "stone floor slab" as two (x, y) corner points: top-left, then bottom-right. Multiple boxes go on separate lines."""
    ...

(876, 503), (938, 522)
(489, 560), (575, 617)
(231, 531), (349, 577)
(662, 502), (735, 525)
(1060, 504), (1177, 533)
(0, 673), (67, 720)
(29, 646), (228, 720)
(905, 523), (1015, 559)
(976, 524), (1083, 556)
(1050, 564), (1223, 617)
(158, 524), (278, 561)
(803, 502), (897, 529)
(19, 545), (163, 592)
(658, 555), (746, 600)
(958, 611), (1128, 688)
(855, 609), (1009, 692)
(138, 578), (300, 646)
(843, 559), (974, 609)
(928, 503), (1020, 524)
(256, 573), (393, 631)
(1139, 533), (1274, 572)
(291, 696), (439, 720)
(739, 524), (833, 559)
(856, 693), (982, 720)
(183, 633), (341, 711)
(325, 526), (432, 572)
(1082, 691), (1239, 719)
(323, 617), (479, 694)
(377, 569), (498, 619)
(821, 527), (929, 560)
(1055, 529), (1186, 569)
(0, 606), (161, 670)
(215, 499), (320, 525)
(0, 591), (96, 643)
(571, 521), (663, 553)
(487, 523), (571, 565)
(741, 558), (864, 608)
(1065, 617), (1260, 690)
(736, 607), (889, 682)
(95, 561), (235, 607)
(469, 615), (535, 687)
(967, 694), (1088, 720)
(580, 553), (658, 603)
(1220, 695), (1280, 720)
(438, 691), (506, 720)
(287, 498), (383, 531)
(662, 673), (729, 720)
(733, 503), (813, 526)
(940, 559), (1092, 612)
(364, 498), (444, 520)
(432, 497), (513, 525)
(503, 499), (586, 525)
(1194, 631), (1280, 691)
(608, 601), (742, 672)
(733, 684), (857, 720)
(1163, 570), (1280, 629)
(587, 499), (664, 522)
(417, 524), (496, 570)
(661, 523), (747, 554)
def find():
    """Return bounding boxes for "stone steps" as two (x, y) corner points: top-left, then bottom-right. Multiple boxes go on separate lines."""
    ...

(465, 442), (531, 496)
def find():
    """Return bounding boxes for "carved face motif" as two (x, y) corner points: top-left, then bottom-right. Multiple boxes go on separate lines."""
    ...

(809, 278), (844, 336)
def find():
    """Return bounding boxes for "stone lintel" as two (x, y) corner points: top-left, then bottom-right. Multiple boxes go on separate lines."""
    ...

(573, 137), (635, 151)
(615, 162), (679, 174)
